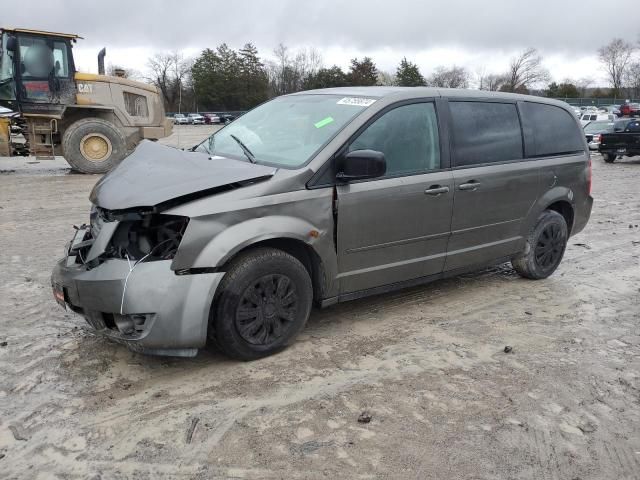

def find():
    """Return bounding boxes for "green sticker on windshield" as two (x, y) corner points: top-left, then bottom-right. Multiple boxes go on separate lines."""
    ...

(314, 116), (334, 129)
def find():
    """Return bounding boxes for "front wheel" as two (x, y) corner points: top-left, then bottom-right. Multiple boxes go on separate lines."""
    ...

(210, 248), (313, 360)
(62, 118), (127, 174)
(512, 210), (568, 280)
(604, 153), (616, 163)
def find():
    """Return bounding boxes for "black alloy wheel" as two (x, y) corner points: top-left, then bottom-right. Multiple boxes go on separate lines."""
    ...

(235, 274), (298, 345)
(534, 223), (564, 270)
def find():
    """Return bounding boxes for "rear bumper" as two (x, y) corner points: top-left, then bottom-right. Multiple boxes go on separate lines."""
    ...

(51, 258), (224, 357)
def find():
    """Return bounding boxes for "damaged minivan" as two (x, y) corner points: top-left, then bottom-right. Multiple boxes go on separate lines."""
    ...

(52, 87), (593, 360)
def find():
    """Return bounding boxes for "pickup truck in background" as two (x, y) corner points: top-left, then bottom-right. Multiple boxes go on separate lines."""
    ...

(599, 119), (640, 163)
(619, 103), (640, 117)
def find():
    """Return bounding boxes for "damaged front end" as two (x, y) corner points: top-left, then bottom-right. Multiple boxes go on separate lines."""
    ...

(52, 205), (224, 357)
(50, 141), (283, 356)
(74, 206), (189, 268)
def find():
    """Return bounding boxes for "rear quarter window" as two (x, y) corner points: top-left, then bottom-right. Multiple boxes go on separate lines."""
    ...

(449, 101), (523, 166)
(521, 102), (585, 157)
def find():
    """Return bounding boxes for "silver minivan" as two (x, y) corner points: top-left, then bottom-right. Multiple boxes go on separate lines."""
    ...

(52, 87), (593, 360)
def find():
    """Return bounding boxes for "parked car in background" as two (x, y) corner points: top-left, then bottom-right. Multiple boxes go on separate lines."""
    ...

(583, 119), (632, 150)
(219, 113), (236, 124)
(173, 113), (189, 125)
(188, 113), (205, 125)
(580, 112), (615, 127)
(51, 87), (592, 360)
(571, 107), (582, 117)
(599, 105), (621, 117)
(620, 103), (640, 117)
(203, 113), (221, 124)
(599, 118), (640, 162)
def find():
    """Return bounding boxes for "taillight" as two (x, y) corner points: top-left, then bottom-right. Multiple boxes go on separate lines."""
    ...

(596, 134), (602, 143)
(587, 158), (592, 195)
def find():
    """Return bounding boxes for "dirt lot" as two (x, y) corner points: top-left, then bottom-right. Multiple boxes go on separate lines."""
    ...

(1, 127), (639, 479)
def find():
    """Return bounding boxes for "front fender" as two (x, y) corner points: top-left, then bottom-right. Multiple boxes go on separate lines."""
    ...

(191, 215), (322, 268)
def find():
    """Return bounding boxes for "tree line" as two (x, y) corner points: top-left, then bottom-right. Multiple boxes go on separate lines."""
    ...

(132, 37), (640, 112)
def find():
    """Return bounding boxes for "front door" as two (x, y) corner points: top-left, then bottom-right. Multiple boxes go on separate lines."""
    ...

(444, 100), (539, 271)
(15, 34), (76, 115)
(336, 101), (454, 294)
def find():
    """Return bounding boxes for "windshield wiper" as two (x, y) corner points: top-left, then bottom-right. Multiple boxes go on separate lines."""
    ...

(230, 134), (256, 164)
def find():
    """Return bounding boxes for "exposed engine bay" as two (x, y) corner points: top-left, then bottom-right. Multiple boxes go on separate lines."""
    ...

(104, 213), (189, 262)
(73, 207), (189, 267)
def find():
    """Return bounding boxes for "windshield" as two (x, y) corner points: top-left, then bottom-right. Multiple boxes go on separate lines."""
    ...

(197, 94), (373, 167)
(584, 121), (613, 133)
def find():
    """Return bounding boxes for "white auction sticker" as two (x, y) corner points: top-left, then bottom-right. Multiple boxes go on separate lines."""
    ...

(337, 97), (377, 107)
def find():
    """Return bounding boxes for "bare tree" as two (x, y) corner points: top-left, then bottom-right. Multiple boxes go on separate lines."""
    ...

(576, 77), (594, 97)
(107, 63), (142, 80)
(598, 39), (635, 96)
(475, 68), (507, 91)
(625, 62), (640, 98)
(598, 38), (635, 96)
(267, 44), (323, 96)
(377, 70), (395, 86)
(146, 52), (193, 112)
(427, 66), (470, 88)
(503, 48), (550, 93)
(474, 66), (487, 90)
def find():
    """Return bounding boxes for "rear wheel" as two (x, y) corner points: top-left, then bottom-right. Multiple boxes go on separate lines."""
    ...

(604, 153), (616, 163)
(210, 248), (313, 360)
(512, 210), (568, 280)
(62, 118), (127, 173)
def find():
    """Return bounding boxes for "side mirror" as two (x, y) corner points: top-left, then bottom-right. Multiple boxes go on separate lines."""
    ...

(336, 149), (386, 182)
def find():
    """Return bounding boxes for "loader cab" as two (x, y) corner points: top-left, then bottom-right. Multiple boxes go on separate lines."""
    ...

(0, 28), (78, 115)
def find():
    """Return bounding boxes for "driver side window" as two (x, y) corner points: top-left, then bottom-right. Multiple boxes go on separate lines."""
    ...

(348, 102), (440, 177)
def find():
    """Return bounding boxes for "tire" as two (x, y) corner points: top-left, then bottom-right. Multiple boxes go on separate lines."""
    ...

(210, 247), (313, 360)
(62, 118), (127, 174)
(512, 210), (568, 280)
(604, 153), (616, 163)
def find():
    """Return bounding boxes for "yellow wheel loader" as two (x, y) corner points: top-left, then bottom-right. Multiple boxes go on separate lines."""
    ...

(0, 28), (172, 173)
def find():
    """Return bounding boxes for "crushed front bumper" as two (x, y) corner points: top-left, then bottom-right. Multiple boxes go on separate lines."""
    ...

(51, 256), (224, 357)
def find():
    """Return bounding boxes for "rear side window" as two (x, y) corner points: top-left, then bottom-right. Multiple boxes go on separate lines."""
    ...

(522, 102), (585, 157)
(449, 101), (523, 166)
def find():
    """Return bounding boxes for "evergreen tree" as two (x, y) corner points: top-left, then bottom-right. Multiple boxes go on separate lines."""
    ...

(395, 57), (425, 86)
(348, 57), (378, 86)
(303, 65), (349, 90)
(192, 43), (269, 110)
(239, 43), (269, 108)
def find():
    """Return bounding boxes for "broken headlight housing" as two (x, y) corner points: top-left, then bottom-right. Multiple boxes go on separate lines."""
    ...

(105, 213), (189, 262)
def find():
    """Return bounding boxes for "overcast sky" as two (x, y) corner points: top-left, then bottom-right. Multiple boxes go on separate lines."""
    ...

(6, 0), (640, 86)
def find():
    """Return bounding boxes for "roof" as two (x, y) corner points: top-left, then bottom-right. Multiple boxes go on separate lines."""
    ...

(1, 28), (83, 40)
(291, 86), (567, 108)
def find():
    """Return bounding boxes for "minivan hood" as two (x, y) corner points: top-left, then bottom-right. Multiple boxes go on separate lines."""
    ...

(90, 140), (276, 211)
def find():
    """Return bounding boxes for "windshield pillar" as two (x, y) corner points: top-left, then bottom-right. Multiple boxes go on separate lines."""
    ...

(0, 32), (16, 104)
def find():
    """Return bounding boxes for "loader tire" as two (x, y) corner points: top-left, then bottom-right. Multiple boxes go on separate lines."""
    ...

(62, 118), (127, 174)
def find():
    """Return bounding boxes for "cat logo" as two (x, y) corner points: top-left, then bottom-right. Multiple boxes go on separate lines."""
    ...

(77, 83), (93, 94)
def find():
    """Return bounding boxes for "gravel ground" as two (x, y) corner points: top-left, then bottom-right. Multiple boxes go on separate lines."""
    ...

(0, 128), (639, 479)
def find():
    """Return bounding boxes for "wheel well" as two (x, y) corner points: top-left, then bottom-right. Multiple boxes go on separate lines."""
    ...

(546, 201), (574, 234)
(221, 238), (325, 303)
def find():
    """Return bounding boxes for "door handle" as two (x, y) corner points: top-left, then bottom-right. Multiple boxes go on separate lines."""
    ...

(458, 181), (481, 191)
(424, 185), (450, 196)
